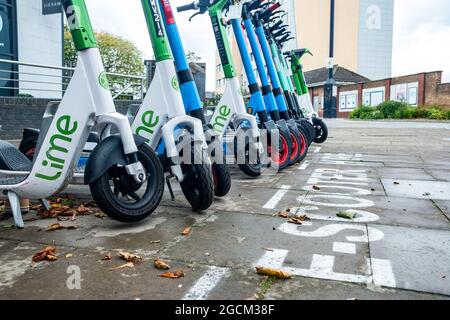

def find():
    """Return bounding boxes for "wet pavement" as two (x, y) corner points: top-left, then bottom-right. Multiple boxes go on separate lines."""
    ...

(1, 119), (450, 300)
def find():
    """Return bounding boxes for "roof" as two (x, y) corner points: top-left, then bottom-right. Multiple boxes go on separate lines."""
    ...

(304, 65), (370, 87)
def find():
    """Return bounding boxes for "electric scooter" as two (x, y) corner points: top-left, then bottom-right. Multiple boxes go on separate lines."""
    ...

(247, 1), (309, 161)
(0, 0), (165, 228)
(288, 48), (329, 143)
(239, 0), (308, 167)
(177, 0), (269, 176)
(128, 0), (215, 211)
(157, 0), (232, 197)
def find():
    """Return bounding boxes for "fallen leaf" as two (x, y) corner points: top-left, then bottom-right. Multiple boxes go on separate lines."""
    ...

(288, 218), (304, 225)
(110, 262), (135, 270)
(277, 211), (289, 218)
(101, 253), (112, 261)
(262, 247), (274, 252)
(32, 246), (57, 262)
(94, 212), (108, 219)
(160, 270), (185, 279)
(65, 253), (73, 259)
(76, 204), (89, 214)
(256, 267), (291, 279)
(47, 223), (64, 231)
(154, 259), (171, 270)
(150, 240), (161, 244)
(181, 227), (191, 236)
(119, 251), (142, 264)
(2, 224), (15, 229)
(313, 185), (321, 190)
(337, 211), (356, 220)
(394, 182), (400, 185)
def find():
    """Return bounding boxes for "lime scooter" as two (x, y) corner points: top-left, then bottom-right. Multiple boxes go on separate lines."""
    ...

(0, 0), (165, 228)
(177, 0), (267, 176)
(288, 49), (329, 143)
(128, 0), (215, 211)
(247, 1), (310, 162)
(157, 0), (232, 197)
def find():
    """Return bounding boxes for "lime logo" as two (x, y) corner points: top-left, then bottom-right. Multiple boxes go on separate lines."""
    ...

(35, 115), (78, 181)
(212, 105), (231, 132)
(171, 76), (180, 91)
(98, 72), (110, 90)
(136, 110), (160, 142)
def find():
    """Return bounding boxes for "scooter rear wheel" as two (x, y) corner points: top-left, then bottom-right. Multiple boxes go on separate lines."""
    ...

(89, 143), (164, 223)
(269, 130), (291, 170)
(180, 146), (214, 211)
(212, 162), (231, 197)
(288, 129), (302, 165)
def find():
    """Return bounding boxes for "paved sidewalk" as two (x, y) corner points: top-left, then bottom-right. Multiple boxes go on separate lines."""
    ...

(1, 119), (450, 300)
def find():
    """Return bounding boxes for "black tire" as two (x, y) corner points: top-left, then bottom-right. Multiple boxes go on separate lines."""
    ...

(19, 139), (37, 161)
(313, 118), (329, 144)
(270, 129), (291, 171)
(89, 143), (164, 223)
(212, 163), (231, 197)
(180, 147), (214, 211)
(295, 126), (309, 163)
(235, 129), (263, 178)
(288, 128), (302, 165)
(297, 119), (315, 146)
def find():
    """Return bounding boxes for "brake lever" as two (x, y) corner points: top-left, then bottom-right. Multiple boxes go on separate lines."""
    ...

(189, 12), (201, 21)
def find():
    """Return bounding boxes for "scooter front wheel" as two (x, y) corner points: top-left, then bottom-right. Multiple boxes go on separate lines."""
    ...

(313, 118), (329, 144)
(180, 147), (214, 211)
(89, 143), (165, 223)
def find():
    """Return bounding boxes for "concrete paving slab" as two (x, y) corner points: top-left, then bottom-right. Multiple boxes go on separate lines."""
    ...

(0, 206), (204, 255)
(382, 179), (450, 200)
(426, 169), (450, 182)
(368, 224), (450, 296)
(378, 167), (435, 181)
(265, 276), (449, 300)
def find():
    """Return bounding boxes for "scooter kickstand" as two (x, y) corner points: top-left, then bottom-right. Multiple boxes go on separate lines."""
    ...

(166, 174), (176, 201)
(7, 192), (24, 229)
(40, 199), (51, 211)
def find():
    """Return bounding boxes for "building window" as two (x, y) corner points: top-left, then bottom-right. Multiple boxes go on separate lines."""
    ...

(363, 87), (385, 106)
(391, 82), (419, 106)
(339, 91), (358, 112)
(216, 64), (222, 72)
(0, 0), (17, 96)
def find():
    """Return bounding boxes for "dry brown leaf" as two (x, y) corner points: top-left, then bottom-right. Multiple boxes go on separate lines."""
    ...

(278, 211), (289, 218)
(110, 262), (135, 270)
(313, 185), (321, 190)
(47, 223), (64, 231)
(159, 270), (185, 279)
(101, 253), (112, 261)
(288, 218), (304, 225)
(256, 267), (291, 279)
(32, 246), (57, 263)
(76, 204), (89, 214)
(154, 259), (171, 270)
(65, 253), (73, 259)
(119, 251), (142, 264)
(181, 227), (191, 236)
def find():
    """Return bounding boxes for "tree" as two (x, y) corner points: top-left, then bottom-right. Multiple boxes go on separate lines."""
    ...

(64, 27), (144, 99)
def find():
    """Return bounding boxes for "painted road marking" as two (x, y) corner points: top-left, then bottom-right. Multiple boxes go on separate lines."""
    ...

(371, 258), (396, 288)
(254, 249), (396, 287)
(333, 242), (356, 254)
(298, 160), (311, 170)
(263, 185), (291, 209)
(0, 243), (40, 288)
(183, 266), (230, 300)
(314, 147), (322, 153)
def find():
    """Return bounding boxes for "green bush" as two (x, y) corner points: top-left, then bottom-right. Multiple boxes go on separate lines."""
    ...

(378, 101), (409, 118)
(447, 110), (450, 120)
(426, 108), (446, 120)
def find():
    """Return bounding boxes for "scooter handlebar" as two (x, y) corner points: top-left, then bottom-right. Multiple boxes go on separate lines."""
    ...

(177, 2), (198, 12)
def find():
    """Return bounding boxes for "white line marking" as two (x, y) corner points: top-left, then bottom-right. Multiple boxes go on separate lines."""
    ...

(333, 242), (356, 254)
(370, 258), (396, 288)
(253, 249), (288, 269)
(183, 266), (230, 300)
(314, 147), (322, 153)
(298, 160), (311, 170)
(263, 185), (291, 209)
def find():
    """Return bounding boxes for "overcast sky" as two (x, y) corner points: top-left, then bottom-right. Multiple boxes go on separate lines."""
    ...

(85, 0), (450, 91)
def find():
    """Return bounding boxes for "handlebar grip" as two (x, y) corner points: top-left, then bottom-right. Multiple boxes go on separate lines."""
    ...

(269, 2), (281, 12)
(177, 2), (197, 12)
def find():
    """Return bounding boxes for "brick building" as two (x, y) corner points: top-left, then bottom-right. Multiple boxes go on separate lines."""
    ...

(306, 67), (450, 118)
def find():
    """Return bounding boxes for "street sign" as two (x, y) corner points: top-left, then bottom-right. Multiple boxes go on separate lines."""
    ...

(42, 0), (62, 15)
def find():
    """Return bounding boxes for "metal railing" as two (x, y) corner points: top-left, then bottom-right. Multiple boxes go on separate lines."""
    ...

(0, 59), (145, 100)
